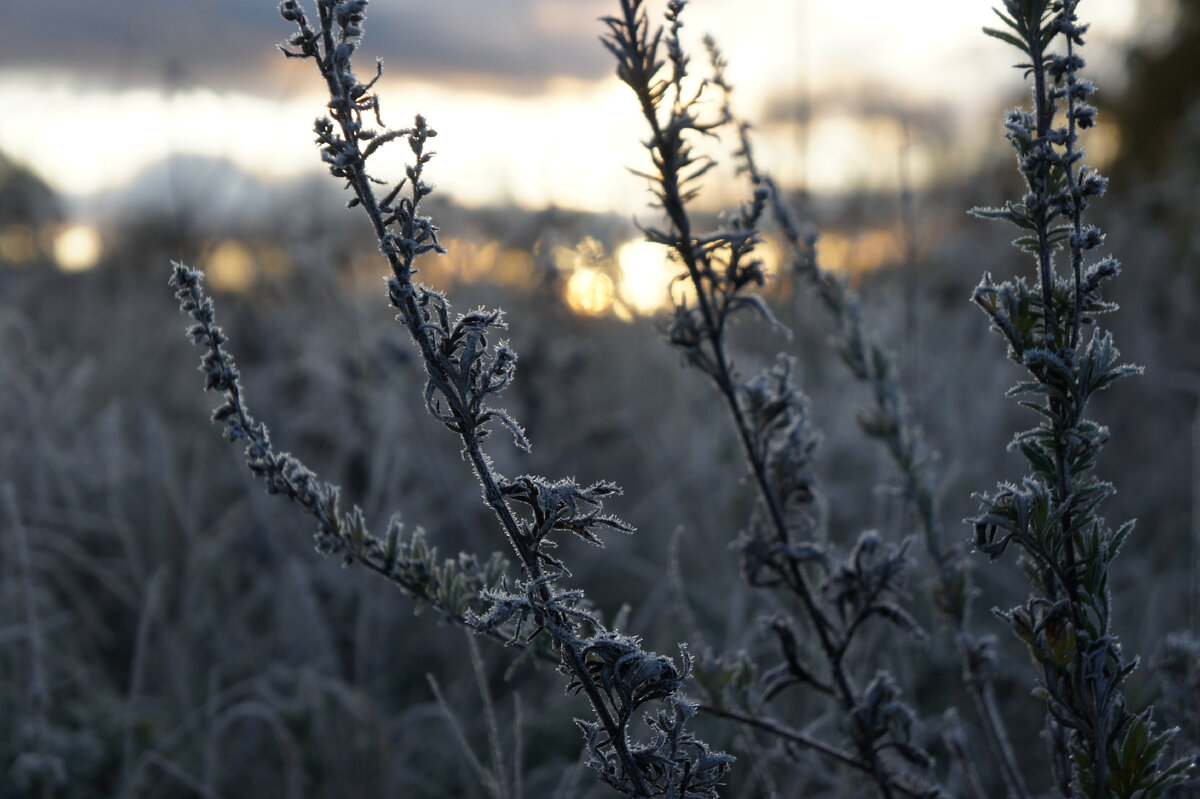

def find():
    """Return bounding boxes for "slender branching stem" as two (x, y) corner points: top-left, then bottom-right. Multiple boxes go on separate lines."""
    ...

(606, 4), (941, 797)
(974, 2), (1193, 795)
(303, 30), (655, 797)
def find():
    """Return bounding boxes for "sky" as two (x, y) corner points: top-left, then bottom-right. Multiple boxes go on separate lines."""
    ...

(0, 0), (1160, 217)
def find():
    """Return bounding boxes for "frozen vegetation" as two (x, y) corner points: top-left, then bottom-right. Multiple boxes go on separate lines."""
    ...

(2, 0), (1200, 797)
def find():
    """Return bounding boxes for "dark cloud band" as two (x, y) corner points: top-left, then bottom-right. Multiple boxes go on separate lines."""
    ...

(1, 0), (614, 95)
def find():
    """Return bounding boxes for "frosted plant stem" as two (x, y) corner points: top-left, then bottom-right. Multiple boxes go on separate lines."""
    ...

(271, 4), (720, 792)
(971, 1), (1193, 794)
(511, 693), (524, 799)
(716, 84), (1033, 795)
(428, 673), (497, 797)
(456, 437), (653, 796)
(764, 168), (1031, 799)
(467, 630), (509, 799)
(120, 567), (167, 799)
(1193, 401), (1200, 640)
(697, 706), (864, 774)
(338, 119), (657, 799)
(607, 5), (915, 797)
(6, 484), (53, 799)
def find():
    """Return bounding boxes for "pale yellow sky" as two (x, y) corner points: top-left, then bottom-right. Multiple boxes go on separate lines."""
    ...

(0, 0), (1152, 215)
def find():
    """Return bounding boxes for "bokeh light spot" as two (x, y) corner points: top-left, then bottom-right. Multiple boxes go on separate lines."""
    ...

(53, 224), (102, 272)
(206, 239), (256, 293)
(0, 224), (39, 265)
(565, 268), (615, 316)
(616, 239), (680, 315)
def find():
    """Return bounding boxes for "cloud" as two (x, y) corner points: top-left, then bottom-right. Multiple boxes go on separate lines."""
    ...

(760, 82), (957, 146)
(0, 0), (616, 95)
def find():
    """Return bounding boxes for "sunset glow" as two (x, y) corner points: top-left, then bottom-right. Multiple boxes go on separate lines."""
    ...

(205, 239), (257, 293)
(815, 229), (899, 277)
(52, 223), (102, 272)
(565, 268), (615, 316)
(616, 239), (681, 315)
(0, 0), (1144, 218)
